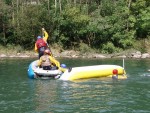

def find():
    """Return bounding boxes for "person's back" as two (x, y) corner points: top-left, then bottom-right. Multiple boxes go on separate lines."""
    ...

(38, 49), (58, 70)
(40, 54), (52, 70)
(34, 28), (49, 58)
(38, 49), (67, 72)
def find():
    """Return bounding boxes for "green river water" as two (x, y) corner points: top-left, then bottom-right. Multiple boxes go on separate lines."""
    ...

(0, 58), (150, 113)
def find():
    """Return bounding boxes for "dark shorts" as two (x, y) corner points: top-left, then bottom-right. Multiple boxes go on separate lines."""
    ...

(43, 66), (52, 70)
(38, 47), (47, 58)
(42, 66), (58, 70)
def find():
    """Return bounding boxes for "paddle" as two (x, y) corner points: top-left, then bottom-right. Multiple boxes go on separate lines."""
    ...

(42, 28), (54, 57)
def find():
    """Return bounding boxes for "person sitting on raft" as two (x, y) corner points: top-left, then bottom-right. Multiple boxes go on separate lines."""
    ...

(34, 28), (49, 58)
(38, 49), (66, 72)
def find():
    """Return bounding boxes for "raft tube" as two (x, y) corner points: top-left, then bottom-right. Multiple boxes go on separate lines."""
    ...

(27, 60), (62, 79)
(59, 65), (127, 81)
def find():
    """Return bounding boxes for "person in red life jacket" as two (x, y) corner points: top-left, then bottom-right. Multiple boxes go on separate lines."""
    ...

(34, 28), (49, 58)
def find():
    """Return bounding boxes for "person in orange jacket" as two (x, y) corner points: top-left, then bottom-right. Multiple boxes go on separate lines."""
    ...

(34, 28), (49, 58)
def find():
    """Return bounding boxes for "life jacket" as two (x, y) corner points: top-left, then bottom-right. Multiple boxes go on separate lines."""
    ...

(36, 38), (47, 49)
(40, 55), (51, 66)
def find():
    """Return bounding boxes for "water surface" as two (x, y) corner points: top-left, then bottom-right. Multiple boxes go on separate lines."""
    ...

(0, 58), (150, 113)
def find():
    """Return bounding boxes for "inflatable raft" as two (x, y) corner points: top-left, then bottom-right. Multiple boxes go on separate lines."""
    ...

(27, 60), (127, 81)
(27, 60), (62, 79)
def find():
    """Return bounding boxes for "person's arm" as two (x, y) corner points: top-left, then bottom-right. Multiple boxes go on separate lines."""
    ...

(34, 43), (38, 52)
(42, 28), (48, 42)
(49, 56), (67, 72)
(37, 59), (42, 66)
(59, 67), (67, 72)
(49, 56), (60, 67)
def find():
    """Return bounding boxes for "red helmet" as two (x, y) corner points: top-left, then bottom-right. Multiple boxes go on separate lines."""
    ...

(44, 49), (51, 55)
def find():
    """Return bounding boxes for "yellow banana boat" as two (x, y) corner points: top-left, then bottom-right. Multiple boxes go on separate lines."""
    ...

(59, 65), (127, 81)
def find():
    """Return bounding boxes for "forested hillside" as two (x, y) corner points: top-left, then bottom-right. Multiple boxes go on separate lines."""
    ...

(0, 0), (150, 53)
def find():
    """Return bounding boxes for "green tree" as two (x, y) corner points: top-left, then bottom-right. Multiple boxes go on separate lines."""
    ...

(56, 6), (90, 49)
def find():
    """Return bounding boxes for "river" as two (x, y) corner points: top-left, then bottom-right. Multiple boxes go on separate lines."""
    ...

(0, 58), (150, 113)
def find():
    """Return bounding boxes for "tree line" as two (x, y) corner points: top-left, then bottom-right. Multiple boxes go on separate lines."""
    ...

(0, 0), (150, 53)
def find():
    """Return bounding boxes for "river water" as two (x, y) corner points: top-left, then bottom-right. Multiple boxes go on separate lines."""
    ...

(0, 58), (150, 113)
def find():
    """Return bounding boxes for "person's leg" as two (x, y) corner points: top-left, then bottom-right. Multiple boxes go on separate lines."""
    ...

(51, 66), (58, 70)
(38, 47), (45, 58)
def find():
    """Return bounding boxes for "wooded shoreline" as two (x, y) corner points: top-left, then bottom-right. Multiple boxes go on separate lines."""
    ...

(0, 50), (150, 59)
(0, 0), (150, 55)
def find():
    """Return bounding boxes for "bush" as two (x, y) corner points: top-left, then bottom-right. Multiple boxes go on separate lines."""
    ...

(133, 39), (150, 53)
(77, 43), (93, 54)
(101, 42), (122, 54)
(0, 44), (24, 55)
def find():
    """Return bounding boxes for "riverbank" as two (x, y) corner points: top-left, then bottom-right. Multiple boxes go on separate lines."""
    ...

(0, 48), (150, 59)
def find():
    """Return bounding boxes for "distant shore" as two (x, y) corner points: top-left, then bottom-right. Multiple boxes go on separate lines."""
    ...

(0, 49), (150, 59)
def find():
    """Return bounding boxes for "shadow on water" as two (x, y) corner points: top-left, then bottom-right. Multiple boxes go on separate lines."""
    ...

(0, 58), (150, 113)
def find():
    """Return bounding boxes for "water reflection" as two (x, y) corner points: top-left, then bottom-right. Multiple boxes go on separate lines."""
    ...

(29, 79), (124, 112)
(56, 79), (127, 112)
(1, 58), (150, 112)
(28, 80), (59, 112)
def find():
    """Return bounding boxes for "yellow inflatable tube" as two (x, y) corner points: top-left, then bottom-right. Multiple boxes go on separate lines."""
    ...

(59, 65), (127, 81)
